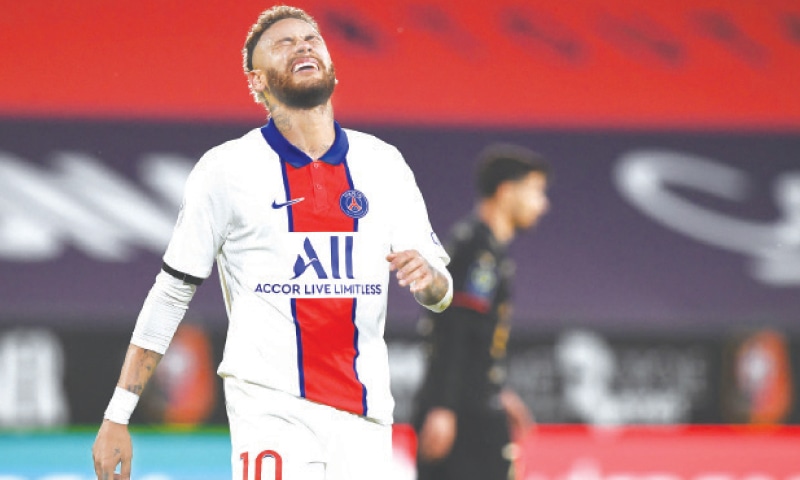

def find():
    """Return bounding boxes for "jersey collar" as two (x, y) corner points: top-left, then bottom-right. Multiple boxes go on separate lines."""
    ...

(261, 118), (349, 168)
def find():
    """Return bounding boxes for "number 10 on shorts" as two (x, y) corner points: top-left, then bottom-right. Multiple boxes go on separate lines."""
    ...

(240, 450), (283, 480)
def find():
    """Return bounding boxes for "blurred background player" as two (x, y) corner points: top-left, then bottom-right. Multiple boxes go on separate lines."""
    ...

(413, 143), (550, 480)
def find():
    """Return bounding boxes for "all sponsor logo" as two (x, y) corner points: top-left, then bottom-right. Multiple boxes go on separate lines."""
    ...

(253, 235), (382, 297)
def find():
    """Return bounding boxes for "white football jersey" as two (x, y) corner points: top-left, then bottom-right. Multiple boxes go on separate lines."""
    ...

(162, 120), (449, 424)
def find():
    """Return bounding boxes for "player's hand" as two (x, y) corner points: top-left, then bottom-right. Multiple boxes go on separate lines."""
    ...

(386, 249), (434, 294)
(92, 419), (133, 480)
(499, 388), (535, 442)
(418, 407), (457, 461)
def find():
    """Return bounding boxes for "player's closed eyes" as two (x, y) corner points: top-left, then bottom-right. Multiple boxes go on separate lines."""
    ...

(271, 34), (323, 50)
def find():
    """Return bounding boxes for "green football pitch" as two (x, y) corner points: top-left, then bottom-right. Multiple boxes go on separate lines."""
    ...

(0, 427), (232, 479)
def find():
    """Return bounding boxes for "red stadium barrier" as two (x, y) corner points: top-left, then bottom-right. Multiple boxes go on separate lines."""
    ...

(3, 1), (800, 129)
(391, 424), (800, 478)
(516, 425), (800, 479)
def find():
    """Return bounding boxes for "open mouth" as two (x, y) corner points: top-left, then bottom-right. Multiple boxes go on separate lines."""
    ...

(292, 59), (319, 73)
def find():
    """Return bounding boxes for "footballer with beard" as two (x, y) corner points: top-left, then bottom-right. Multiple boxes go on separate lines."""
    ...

(92, 6), (453, 480)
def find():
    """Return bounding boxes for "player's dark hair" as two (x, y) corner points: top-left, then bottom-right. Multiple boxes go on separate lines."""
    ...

(242, 5), (321, 104)
(243, 6), (320, 73)
(476, 144), (549, 198)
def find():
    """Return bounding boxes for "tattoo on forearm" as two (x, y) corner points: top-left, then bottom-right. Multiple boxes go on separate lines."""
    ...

(430, 270), (448, 300)
(122, 348), (162, 395)
(416, 267), (448, 306)
(126, 383), (144, 395)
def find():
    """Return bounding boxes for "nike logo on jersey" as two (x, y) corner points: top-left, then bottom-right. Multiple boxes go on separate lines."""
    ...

(272, 197), (305, 209)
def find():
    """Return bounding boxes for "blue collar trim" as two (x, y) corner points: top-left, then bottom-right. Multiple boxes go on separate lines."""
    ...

(261, 118), (349, 167)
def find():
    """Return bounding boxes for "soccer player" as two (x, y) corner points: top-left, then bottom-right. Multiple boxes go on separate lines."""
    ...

(413, 144), (549, 480)
(91, 6), (452, 480)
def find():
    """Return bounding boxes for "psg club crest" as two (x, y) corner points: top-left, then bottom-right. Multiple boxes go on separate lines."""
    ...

(339, 189), (369, 219)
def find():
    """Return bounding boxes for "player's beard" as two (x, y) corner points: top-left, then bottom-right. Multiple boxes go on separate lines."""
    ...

(266, 61), (337, 110)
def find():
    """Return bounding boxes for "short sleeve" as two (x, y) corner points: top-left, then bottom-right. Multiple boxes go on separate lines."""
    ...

(162, 152), (229, 279)
(388, 149), (450, 270)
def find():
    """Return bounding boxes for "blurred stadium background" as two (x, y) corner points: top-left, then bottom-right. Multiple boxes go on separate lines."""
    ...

(1, 1), (799, 478)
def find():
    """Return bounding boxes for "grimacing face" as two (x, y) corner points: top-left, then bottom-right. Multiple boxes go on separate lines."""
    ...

(251, 18), (337, 109)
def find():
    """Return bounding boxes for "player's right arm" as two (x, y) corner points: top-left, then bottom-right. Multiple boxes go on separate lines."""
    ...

(92, 268), (199, 479)
(92, 345), (163, 480)
(91, 149), (223, 479)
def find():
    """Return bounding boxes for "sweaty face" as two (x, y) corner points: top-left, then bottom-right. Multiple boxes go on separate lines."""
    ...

(255, 18), (337, 109)
(510, 172), (549, 231)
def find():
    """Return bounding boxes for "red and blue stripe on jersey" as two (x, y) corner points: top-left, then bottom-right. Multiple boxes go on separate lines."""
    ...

(262, 119), (368, 416)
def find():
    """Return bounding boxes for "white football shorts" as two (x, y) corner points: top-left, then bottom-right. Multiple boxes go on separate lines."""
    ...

(224, 376), (392, 480)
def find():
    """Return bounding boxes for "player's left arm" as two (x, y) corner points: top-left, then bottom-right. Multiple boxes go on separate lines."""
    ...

(387, 249), (452, 312)
(384, 147), (452, 311)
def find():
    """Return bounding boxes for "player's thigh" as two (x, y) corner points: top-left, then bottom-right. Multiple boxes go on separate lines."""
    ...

(225, 379), (326, 480)
(326, 415), (392, 480)
(230, 419), (326, 480)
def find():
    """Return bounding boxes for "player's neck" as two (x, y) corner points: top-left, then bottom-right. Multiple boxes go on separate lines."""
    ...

(270, 102), (336, 160)
(477, 201), (514, 245)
